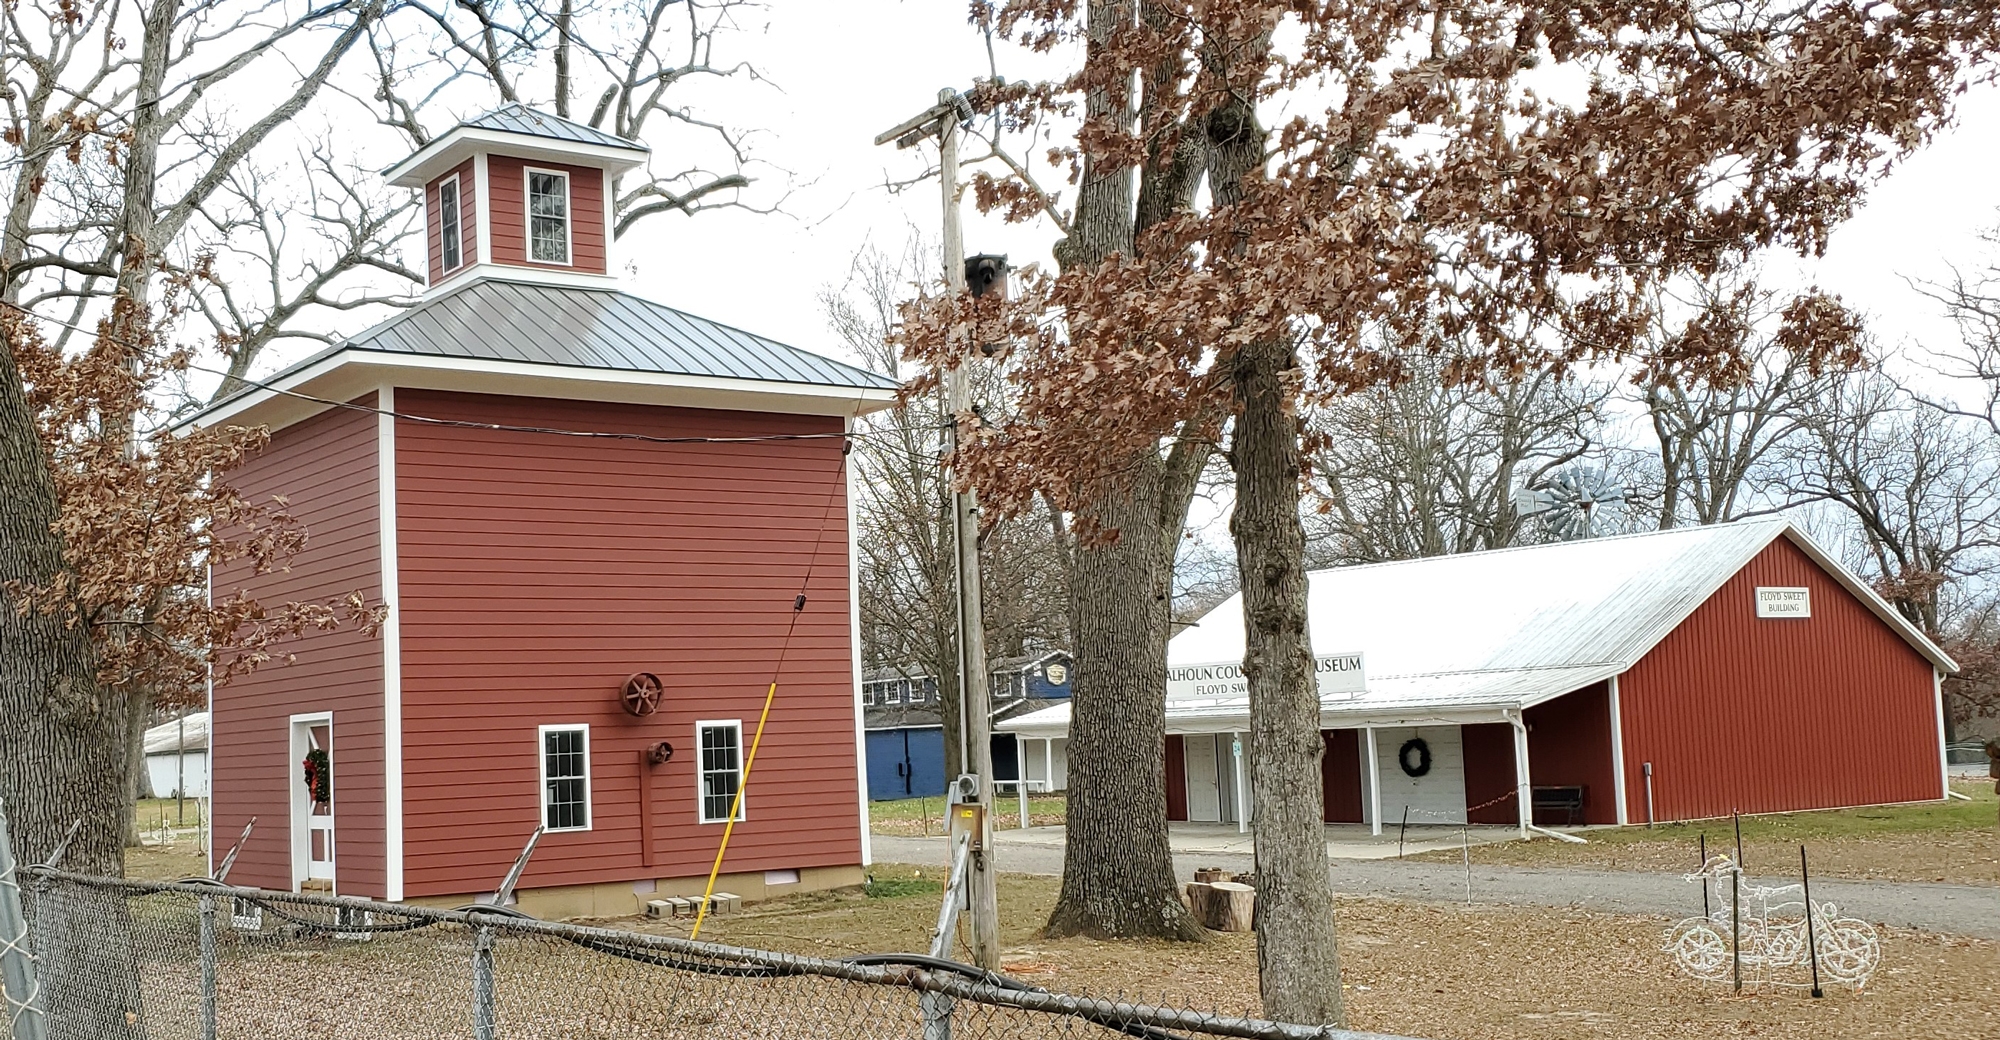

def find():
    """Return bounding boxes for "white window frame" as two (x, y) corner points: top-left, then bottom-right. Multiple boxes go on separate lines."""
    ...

(523, 166), (573, 266)
(861, 683), (876, 707)
(436, 173), (465, 273)
(696, 719), (746, 824)
(883, 681), (902, 705)
(537, 723), (592, 832)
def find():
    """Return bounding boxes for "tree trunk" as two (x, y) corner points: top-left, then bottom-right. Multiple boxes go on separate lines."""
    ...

(1230, 335), (1346, 1026)
(1046, 457), (1205, 940)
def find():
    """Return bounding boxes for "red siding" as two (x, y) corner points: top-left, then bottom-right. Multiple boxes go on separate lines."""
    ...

(1461, 723), (1517, 825)
(210, 399), (387, 896)
(487, 155), (607, 274)
(1619, 536), (1943, 822)
(426, 159), (477, 285)
(1524, 682), (1618, 825)
(393, 390), (858, 896)
(1164, 735), (1187, 822)
(1319, 730), (1363, 823)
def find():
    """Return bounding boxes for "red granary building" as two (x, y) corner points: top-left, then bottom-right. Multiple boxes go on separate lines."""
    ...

(1003, 520), (1957, 835)
(196, 107), (897, 917)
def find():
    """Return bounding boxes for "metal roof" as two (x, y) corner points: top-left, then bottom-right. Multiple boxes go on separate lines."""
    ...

(209, 278), (898, 413)
(1002, 520), (1956, 736)
(460, 104), (648, 153)
(143, 712), (209, 755)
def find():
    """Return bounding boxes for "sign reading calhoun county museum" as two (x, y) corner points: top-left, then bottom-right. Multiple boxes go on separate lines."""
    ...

(1166, 653), (1366, 700)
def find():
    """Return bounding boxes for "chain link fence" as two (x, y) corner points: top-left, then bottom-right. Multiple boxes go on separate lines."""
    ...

(0, 870), (1412, 1040)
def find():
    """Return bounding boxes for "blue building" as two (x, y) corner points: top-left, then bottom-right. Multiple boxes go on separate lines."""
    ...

(861, 652), (1073, 802)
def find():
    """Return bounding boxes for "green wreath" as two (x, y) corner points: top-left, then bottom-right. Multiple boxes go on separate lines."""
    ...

(302, 748), (331, 804)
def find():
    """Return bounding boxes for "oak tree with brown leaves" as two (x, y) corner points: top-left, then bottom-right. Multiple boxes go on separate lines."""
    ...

(899, 0), (1999, 1023)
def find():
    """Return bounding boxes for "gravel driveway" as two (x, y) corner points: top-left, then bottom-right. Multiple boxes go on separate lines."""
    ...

(869, 833), (2000, 939)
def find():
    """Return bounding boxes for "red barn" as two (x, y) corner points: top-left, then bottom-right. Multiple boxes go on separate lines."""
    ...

(1003, 521), (1956, 834)
(195, 106), (897, 917)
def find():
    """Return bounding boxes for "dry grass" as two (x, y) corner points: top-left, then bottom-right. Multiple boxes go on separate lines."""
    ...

(868, 795), (1068, 836)
(1414, 780), (2000, 885)
(609, 864), (2000, 1040)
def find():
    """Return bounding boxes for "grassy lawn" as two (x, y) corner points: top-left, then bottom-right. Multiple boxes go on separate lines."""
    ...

(604, 862), (1999, 1040)
(1415, 779), (2000, 884)
(868, 794), (1067, 836)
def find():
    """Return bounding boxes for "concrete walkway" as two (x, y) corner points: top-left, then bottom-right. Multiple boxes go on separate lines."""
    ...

(870, 829), (2000, 940)
(989, 821), (1526, 860)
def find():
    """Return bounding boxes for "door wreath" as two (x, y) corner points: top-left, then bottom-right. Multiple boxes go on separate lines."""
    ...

(302, 748), (332, 804)
(1397, 737), (1432, 778)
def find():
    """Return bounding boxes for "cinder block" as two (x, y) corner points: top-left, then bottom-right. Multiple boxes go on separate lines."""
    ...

(711, 892), (742, 915)
(663, 896), (694, 917)
(645, 900), (671, 919)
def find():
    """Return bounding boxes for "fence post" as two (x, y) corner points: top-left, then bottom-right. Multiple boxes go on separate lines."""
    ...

(0, 799), (49, 1040)
(199, 895), (218, 1040)
(472, 924), (498, 1040)
(919, 978), (952, 1040)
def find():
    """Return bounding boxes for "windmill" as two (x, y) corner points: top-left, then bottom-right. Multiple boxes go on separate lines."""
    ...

(1513, 466), (1626, 540)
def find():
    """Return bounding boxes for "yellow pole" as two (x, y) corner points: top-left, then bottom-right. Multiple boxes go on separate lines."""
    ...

(690, 678), (781, 940)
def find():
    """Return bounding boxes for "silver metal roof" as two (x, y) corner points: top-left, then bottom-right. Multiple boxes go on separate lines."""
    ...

(144, 711), (209, 755)
(238, 278), (898, 398)
(1003, 520), (1956, 735)
(461, 104), (648, 153)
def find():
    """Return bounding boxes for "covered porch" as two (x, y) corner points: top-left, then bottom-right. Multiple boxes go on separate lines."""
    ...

(1000, 677), (1626, 841)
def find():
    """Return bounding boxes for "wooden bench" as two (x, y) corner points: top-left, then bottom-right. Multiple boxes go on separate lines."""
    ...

(1531, 785), (1585, 826)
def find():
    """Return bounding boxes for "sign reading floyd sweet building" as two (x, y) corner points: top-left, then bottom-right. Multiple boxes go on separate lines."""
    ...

(1755, 587), (1811, 618)
(1167, 653), (1365, 700)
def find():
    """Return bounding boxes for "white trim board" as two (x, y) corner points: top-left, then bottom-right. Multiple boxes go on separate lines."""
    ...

(384, 126), (646, 186)
(193, 338), (897, 435)
(377, 384), (405, 900)
(845, 415), (873, 866)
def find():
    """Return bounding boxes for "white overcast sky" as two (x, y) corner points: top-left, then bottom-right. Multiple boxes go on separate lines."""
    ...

(245, 1), (2000, 389)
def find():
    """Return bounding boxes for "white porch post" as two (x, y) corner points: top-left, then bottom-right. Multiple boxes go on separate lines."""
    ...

(1231, 731), (1249, 835)
(1510, 713), (1532, 840)
(1364, 726), (1382, 837)
(1017, 740), (1029, 829)
(1044, 737), (1055, 790)
(1928, 672), (1944, 800)
(1607, 675), (1630, 826)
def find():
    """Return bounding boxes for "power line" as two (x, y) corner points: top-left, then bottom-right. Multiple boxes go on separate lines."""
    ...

(4, 300), (920, 448)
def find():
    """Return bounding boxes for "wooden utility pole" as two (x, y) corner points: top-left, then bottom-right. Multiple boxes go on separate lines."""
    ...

(874, 88), (999, 970)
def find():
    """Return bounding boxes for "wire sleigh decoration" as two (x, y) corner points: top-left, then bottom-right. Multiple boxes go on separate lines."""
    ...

(1662, 855), (1881, 990)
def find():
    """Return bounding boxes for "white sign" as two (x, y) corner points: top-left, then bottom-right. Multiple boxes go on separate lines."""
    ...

(1166, 653), (1366, 700)
(1755, 587), (1811, 618)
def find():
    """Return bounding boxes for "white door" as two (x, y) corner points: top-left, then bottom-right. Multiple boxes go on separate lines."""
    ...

(1370, 725), (1467, 826)
(291, 717), (335, 889)
(1183, 734), (1221, 822)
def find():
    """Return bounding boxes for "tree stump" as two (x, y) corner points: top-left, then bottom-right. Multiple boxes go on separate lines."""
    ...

(1193, 867), (1230, 883)
(1187, 881), (1256, 931)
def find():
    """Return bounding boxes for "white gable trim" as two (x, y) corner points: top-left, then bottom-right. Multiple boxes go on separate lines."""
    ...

(385, 126), (646, 187)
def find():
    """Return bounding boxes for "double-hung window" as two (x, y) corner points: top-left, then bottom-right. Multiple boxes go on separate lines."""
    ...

(437, 175), (463, 271)
(697, 720), (745, 823)
(539, 724), (591, 831)
(526, 169), (571, 264)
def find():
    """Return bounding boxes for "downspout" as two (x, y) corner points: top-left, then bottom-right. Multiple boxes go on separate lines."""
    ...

(1509, 710), (1586, 844)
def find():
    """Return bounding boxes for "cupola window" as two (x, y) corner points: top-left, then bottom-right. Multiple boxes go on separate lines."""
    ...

(527, 169), (571, 264)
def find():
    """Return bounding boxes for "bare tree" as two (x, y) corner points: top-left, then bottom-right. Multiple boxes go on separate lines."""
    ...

(1306, 356), (1611, 564)
(366, 0), (774, 236)
(1771, 369), (2000, 739)
(828, 243), (1069, 780)
(1636, 278), (1835, 528)
(1915, 222), (2000, 434)
(182, 141), (425, 404)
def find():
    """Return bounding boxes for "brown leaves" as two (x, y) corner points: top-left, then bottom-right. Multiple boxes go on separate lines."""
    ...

(5, 301), (382, 708)
(897, 0), (1996, 526)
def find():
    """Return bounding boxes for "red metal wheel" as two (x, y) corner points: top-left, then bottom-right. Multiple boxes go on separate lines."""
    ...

(621, 672), (664, 716)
